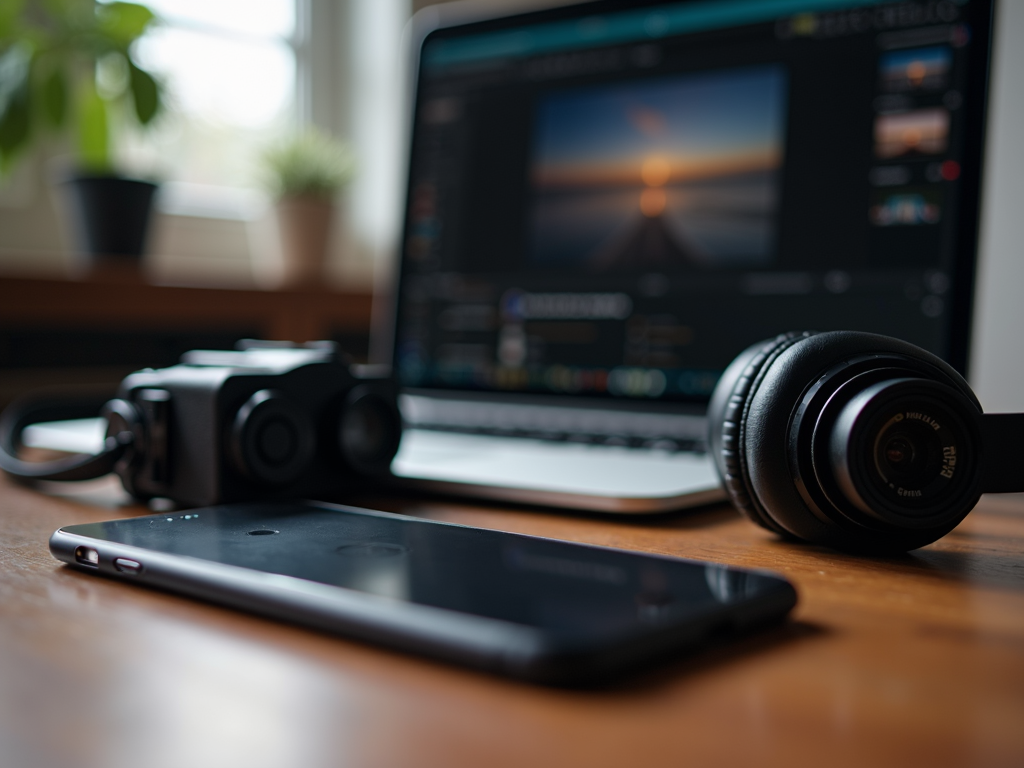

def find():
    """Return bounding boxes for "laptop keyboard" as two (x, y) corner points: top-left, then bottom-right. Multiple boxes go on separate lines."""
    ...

(399, 395), (708, 453)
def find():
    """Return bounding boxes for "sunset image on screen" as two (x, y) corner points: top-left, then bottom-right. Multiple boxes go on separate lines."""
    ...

(879, 46), (952, 92)
(874, 108), (950, 159)
(528, 65), (788, 270)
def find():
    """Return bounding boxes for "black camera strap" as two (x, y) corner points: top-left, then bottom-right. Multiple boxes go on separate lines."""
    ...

(0, 395), (129, 482)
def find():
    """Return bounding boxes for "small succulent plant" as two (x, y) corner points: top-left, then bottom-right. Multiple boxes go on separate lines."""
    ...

(261, 128), (355, 200)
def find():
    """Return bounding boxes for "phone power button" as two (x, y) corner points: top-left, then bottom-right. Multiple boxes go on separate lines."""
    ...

(114, 558), (143, 575)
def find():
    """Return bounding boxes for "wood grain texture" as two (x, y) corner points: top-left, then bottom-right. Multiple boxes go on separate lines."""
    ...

(0, 274), (373, 343)
(0, 474), (1022, 768)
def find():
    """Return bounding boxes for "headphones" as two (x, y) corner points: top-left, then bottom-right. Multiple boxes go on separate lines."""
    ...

(708, 331), (1024, 553)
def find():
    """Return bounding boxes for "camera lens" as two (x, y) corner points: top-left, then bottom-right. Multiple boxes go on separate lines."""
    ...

(256, 418), (296, 465)
(824, 377), (980, 529)
(342, 400), (387, 461)
(882, 436), (912, 469)
(338, 386), (401, 473)
(877, 422), (941, 485)
(231, 390), (315, 485)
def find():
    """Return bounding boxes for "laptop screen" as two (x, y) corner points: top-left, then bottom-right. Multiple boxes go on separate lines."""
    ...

(393, 0), (992, 405)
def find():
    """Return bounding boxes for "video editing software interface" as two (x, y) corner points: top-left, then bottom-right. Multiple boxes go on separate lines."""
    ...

(395, 0), (988, 405)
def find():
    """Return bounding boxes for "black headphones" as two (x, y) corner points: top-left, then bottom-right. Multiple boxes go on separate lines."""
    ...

(708, 331), (1024, 553)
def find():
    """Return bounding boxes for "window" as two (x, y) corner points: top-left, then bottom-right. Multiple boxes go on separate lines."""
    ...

(0, 0), (411, 284)
(124, 0), (298, 217)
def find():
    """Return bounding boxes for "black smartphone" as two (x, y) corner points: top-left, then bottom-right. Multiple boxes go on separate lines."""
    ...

(50, 501), (796, 684)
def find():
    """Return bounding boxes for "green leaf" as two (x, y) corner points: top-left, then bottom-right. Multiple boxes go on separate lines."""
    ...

(77, 81), (109, 171)
(96, 2), (156, 46)
(0, 43), (31, 110)
(0, 84), (30, 168)
(0, 43), (32, 167)
(0, 0), (27, 41)
(41, 65), (67, 127)
(128, 60), (158, 124)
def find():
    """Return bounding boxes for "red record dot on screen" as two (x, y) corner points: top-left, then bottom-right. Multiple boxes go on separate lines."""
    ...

(941, 160), (961, 181)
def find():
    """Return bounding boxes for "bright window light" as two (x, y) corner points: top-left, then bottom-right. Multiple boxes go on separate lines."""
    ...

(144, 0), (295, 38)
(136, 28), (294, 129)
(120, 0), (298, 213)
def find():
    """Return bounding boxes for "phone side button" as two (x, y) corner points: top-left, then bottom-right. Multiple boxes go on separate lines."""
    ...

(114, 558), (143, 575)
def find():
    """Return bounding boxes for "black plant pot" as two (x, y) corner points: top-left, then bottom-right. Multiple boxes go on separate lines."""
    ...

(63, 174), (158, 260)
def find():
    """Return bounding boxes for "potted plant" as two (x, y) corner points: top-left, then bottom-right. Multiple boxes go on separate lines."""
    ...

(0, 0), (163, 262)
(261, 128), (354, 287)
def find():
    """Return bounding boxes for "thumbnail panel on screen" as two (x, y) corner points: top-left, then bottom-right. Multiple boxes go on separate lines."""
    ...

(878, 46), (952, 92)
(528, 65), (788, 271)
(874, 108), (950, 159)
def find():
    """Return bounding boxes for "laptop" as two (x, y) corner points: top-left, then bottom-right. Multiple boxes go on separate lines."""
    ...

(384, 0), (994, 512)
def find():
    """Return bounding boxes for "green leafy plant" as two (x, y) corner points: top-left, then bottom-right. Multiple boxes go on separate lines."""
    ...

(0, 0), (162, 173)
(261, 128), (355, 200)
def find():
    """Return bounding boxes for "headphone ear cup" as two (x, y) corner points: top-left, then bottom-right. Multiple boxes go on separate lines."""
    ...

(735, 330), (981, 550)
(708, 332), (814, 535)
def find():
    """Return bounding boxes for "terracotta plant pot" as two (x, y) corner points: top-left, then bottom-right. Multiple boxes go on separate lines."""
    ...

(276, 194), (335, 287)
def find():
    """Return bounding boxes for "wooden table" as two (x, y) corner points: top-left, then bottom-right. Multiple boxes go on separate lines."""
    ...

(1, 473), (1022, 768)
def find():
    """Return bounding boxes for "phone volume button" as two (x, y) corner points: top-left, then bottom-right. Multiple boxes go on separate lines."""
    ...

(113, 558), (143, 575)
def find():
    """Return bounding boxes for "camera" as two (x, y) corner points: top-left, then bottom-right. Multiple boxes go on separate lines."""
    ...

(0, 341), (402, 508)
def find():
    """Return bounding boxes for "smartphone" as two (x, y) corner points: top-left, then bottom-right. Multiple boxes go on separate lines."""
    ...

(50, 501), (796, 684)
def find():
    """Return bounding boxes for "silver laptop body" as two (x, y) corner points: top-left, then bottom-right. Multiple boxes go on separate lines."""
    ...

(392, 392), (724, 512)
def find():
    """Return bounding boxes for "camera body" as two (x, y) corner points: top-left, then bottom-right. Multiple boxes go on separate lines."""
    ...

(103, 342), (402, 507)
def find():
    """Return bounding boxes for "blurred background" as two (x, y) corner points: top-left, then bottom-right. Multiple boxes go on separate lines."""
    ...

(0, 0), (1021, 412)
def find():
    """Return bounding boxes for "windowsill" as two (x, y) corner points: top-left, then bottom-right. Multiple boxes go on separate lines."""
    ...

(155, 182), (270, 221)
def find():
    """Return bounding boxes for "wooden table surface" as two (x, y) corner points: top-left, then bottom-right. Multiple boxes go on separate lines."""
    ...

(1, 473), (1022, 768)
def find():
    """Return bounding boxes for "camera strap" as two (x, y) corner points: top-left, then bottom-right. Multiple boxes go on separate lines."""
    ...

(0, 395), (130, 482)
